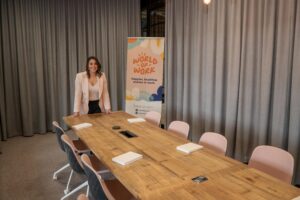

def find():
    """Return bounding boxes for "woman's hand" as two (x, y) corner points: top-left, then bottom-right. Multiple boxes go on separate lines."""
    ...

(73, 112), (80, 117)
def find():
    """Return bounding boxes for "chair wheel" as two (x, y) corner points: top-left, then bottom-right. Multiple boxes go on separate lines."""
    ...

(53, 175), (58, 180)
(64, 189), (69, 194)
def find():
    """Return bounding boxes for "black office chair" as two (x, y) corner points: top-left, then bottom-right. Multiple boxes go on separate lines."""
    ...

(52, 121), (89, 180)
(60, 134), (89, 200)
(81, 154), (135, 200)
(81, 154), (107, 200)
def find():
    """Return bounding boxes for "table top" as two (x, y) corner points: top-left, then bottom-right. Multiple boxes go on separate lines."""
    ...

(64, 111), (300, 200)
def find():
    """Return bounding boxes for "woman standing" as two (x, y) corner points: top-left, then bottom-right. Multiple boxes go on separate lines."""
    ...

(73, 56), (111, 116)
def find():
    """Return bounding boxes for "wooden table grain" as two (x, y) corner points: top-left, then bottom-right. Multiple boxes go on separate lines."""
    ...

(64, 111), (300, 200)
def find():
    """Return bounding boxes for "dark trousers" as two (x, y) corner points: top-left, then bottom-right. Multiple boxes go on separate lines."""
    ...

(88, 100), (101, 114)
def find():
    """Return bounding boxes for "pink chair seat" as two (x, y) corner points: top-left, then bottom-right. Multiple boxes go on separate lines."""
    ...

(145, 111), (161, 126)
(248, 145), (294, 183)
(199, 132), (227, 155)
(168, 120), (190, 139)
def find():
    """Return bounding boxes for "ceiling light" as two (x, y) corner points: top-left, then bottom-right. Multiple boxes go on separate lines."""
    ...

(203, 0), (211, 5)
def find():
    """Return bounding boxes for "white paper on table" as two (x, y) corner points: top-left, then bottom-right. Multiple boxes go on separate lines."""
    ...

(127, 118), (146, 123)
(176, 143), (203, 154)
(72, 123), (92, 130)
(292, 196), (300, 200)
(112, 151), (143, 166)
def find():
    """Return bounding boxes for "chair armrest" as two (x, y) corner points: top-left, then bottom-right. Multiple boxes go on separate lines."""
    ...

(97, 169), (110, 174)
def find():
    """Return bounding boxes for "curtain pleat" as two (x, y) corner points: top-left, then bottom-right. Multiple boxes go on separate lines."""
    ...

(166, 0), (300, 184)
(0, 0), (140, 139)
(288, 0), (300, 184)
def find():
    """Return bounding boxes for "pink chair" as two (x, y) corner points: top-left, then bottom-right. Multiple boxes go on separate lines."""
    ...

(199, 132), (227, 155)
(248, 145), (294, 184)
(145, 111), (161, 126)
(168, 121), (190, 139)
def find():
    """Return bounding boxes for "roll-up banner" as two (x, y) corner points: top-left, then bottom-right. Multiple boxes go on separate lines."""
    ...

(125, 37), (164, 117)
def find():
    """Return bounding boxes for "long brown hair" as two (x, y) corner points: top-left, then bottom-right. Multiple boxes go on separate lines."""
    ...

(85, 56), (102, 78)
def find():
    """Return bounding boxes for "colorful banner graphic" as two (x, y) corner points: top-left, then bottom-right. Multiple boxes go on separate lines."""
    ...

(125, 37), (164, 117)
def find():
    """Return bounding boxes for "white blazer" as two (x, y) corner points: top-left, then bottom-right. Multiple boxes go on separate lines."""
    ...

(73, 72), (111, 114)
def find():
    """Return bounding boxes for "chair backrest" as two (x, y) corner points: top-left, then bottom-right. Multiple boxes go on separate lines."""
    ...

(248, 145), (294, 184)
(168, 121), (190, 139)
(145, 111), (161, 126)
(52, 121), (66, 152)
(199, 132), (227, 155)
(61, 134), (84, 174)
(81, 154), (113, 200)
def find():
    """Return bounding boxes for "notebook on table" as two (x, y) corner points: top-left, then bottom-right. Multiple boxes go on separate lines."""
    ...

(72, 123), (92, 130)
(112, 151), (143, 166)
(127, 118), (146, 123)
(176, 143), (203, 154)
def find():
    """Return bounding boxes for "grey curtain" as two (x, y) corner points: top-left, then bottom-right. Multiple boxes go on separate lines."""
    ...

(166, 0), (300, 184)
(0, 0), (140, 139)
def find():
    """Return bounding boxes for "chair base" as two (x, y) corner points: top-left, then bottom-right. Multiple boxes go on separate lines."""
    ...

(61, 181), (88, 200)
(53, 163), (70, 180)
(64, 169), (74, 194)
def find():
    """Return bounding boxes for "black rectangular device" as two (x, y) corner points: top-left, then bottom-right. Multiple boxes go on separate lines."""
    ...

(192, 176), (208, 183)
(119, 130), (137, 138)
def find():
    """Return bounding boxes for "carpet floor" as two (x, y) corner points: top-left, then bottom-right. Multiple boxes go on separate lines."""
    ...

(0, 132), (86, 200)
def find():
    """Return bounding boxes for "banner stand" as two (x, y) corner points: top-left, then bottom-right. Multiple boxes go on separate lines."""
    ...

(125, 37), (165, 117)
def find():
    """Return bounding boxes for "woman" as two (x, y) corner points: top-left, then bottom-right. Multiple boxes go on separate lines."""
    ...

(73, 56), (111, 116)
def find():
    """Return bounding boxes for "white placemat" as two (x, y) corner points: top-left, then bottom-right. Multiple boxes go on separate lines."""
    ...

(176, 143), (203, 154)
(292, 196), (300, 200)
(72, 123), (92, 130)
(112, 151), (143, 166)
(127, 118), (146, 123)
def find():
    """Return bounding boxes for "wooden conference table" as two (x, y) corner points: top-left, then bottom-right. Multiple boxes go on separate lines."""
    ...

(64, 111), (300, 200)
